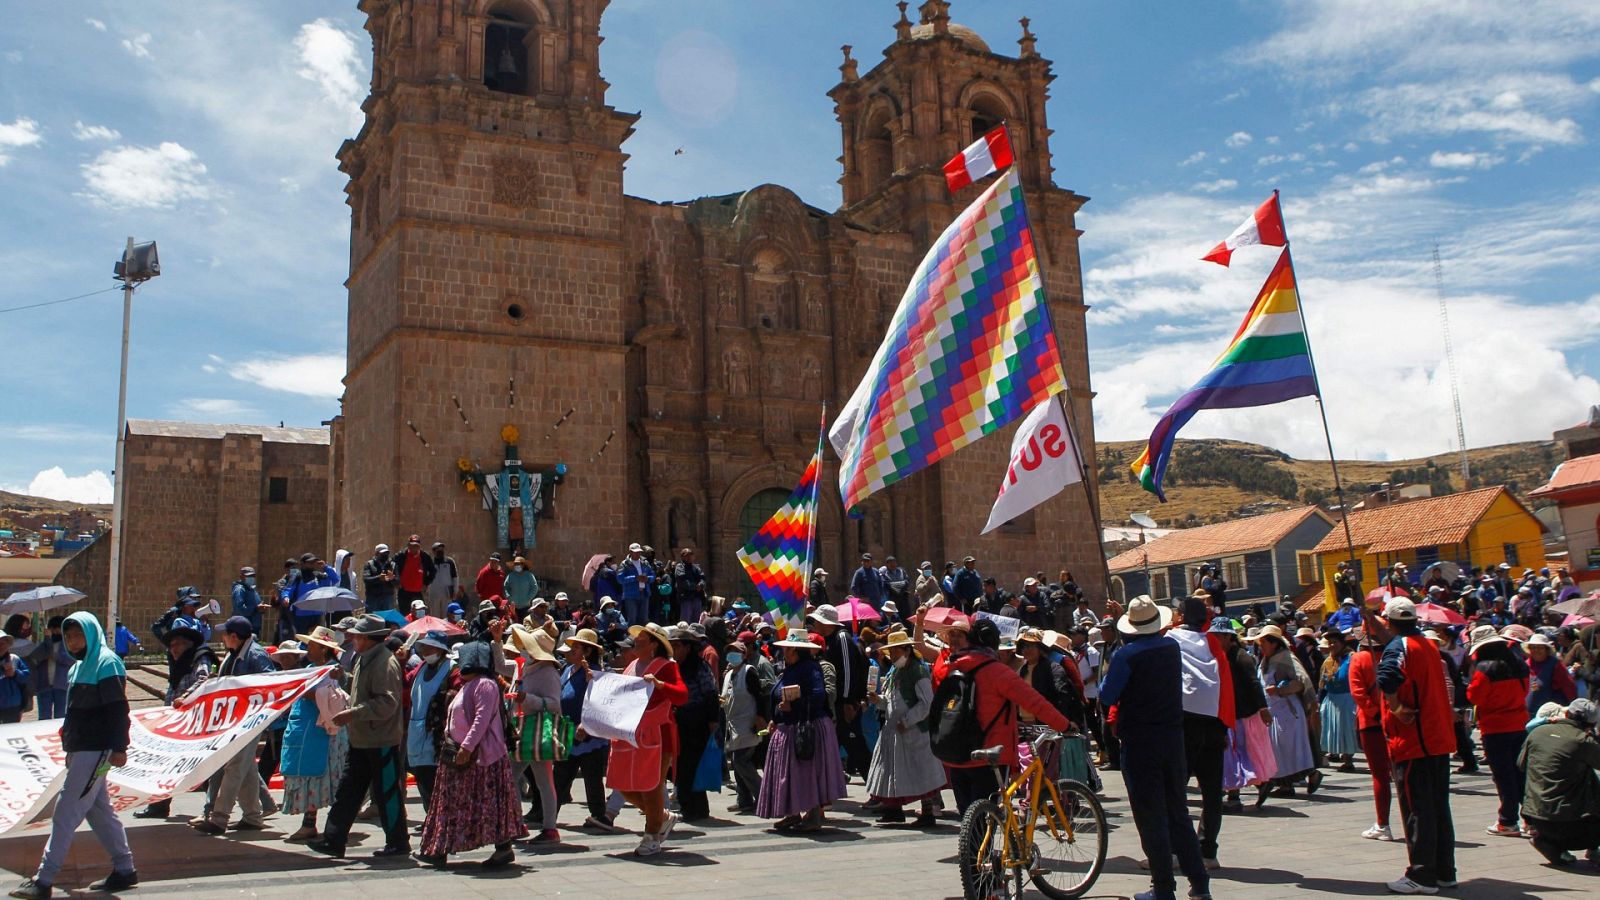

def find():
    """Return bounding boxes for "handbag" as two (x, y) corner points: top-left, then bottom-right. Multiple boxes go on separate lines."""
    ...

(691, 731), (724, 793)
(519, 708), (575, 763)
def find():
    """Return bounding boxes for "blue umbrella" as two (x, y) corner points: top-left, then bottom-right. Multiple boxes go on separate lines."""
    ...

(293, 586), (359, 615)
(374, 609), (409, 627)
(1, 585), (86, 615)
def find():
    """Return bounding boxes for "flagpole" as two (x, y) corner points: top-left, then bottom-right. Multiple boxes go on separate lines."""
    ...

(996, 126), (1118, 609)
(1277, 190), (1360, 591)
(801, 406), (826, 628)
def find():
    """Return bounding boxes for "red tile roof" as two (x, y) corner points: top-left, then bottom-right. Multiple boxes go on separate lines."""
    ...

(1309, 485), (1532, 556)
(1107, 506), (1330, 574)
(1529, 453), (1600, 498)
(1296, 583), (1327, 615)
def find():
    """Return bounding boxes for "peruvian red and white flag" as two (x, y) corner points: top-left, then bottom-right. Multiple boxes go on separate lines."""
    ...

(944, 125), (1014, 193)
(983, 393), (1083, 534)
(1201, 192), (1287, 266)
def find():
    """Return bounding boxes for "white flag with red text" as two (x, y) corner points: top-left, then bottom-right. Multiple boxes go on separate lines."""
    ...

(983, 393), (1083, 534)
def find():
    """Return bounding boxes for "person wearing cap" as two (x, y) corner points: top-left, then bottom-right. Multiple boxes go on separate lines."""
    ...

(280, 627), (350, 842)
(445, 602), (466, 626)
(424, 542), (462, 617)
(808, 604), (871, 778)
(672, 548), (709, 626)
(403, 632), (459, 814)
(1374, 597), (1459, 894)
(1525, 632), (1577, 716)
(313, 614), (409, 859)
(231, 567), (263, 636)
(951, 556), (983, 614)
(1328, 594), (1363, 633)
(1462, 624), (1530, 838)
(361, 544), (398, 612)
(1517, 698), (1600, 865)
(507, 624), (564, 843)
(1490, 563), (1515, 604)
(608, 622), (688, 856)
(666, 625), (719, 822)
(552, 629), (617, 832)
(912, 561), (941, 608)
(1247, 623), (1319, 807)
(392, 535), (437, 612)
(862, 631), (941, 826)
(414, 641), (526, 869)
(759, 628), (847, 832)
(1097, 597), (1211, 900)
(618, 543), (654, 627)
(720, 637), (769, 814)
(474, 552), (507, 606)
(9, 613), (138, 900)
(192, 617), (275, 836)
(850, 553), (887, 611)
(1333, 561), (1360, 606)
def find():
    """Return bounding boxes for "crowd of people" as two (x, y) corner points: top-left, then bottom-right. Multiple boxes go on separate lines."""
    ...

(7, 536), (1600, 900)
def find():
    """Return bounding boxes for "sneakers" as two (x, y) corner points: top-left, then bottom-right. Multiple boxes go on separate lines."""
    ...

(8, 879), (50, 900)
(87, 871), (139, 892)
(1436, 879), (1458, 889)
(1484, 822), (1523, 837)
(1363, 824), (1395, 841)
(1386, 876), (1439, 895)
(583, 815), (623, 834)
(657, 812), (680, 843)
(634, 834), (661, 857)
(1202, 857), (1220, 870)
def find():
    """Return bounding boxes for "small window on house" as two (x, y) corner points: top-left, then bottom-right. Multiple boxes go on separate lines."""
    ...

(1502, 542), (1520, 567)
(1151, 571), (1169, 599)
(1297, 552), (1317, 586)
(1415, 546), (1440, 569)
(268, 477), (288, 504)
(484, 15), (531, 95)
(1224, 557), (1246, 591)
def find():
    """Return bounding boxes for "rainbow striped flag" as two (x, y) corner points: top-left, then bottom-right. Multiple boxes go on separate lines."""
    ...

(737, 420), (824, 630)
(829, 168), (1067, 511)
(1131, 249), (1318, 501)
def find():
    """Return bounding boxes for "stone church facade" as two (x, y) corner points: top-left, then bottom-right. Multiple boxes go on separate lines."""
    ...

(331, 0), (1105, 601)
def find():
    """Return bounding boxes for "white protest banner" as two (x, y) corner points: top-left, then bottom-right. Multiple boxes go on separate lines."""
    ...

(580, 673), (652, 745)
(974, 611), (1021, 642)
(0, 666), (332, 837)
(982, 393), (1083, 534)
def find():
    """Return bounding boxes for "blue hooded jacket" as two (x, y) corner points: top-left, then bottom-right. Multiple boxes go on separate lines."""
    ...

(62, 612), (131, 753)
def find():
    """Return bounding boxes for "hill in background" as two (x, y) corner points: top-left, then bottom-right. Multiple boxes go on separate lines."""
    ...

(1095, 438), (1562, 528)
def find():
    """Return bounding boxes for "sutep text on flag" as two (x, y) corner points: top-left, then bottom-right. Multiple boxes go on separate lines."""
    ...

(736, 420), (823, 631)
(943, 125), (1014, 193)
(1201, 192), (1287, 266)
(830, 167), (1067, 512)
(982, 392), (1083, 534)
(1131, 249), (1317, 501)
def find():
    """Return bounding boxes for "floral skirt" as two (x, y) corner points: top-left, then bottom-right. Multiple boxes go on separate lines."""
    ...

(282, 729), (348, 815)
(756, 717), (847, 820)
(420, 755), (529, 855)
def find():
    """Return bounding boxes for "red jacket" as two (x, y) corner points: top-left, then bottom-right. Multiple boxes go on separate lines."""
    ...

(945, 649), (1071, 769)
(1347, 648), (1383, 732)
(1378, 633), (1457, 764)
(475, 564), (506, 602)
(1465, 666), (1529, 736)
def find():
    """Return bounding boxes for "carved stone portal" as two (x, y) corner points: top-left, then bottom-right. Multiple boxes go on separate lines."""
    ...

(493, 156), (540, 208)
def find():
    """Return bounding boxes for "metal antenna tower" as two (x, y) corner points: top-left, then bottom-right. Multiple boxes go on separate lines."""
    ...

(1433, 242), (1470, 483)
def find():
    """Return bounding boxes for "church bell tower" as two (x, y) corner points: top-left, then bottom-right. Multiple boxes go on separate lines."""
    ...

(334, 0), (637, 571)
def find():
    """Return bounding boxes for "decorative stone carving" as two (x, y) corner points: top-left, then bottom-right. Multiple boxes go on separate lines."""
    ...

(805, 285), (827, 332)
(800, 356), (822, 400)
(570, 149), (597, 195)
(434, 132), (464, 182)
(493, 156), (540, 208)
(724, 347), (750, 396)
(718, 279), (739, 324)
(669, 496), (696, 549)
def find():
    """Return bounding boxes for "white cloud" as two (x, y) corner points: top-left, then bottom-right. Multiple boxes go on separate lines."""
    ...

(71, 121), (120, 142)
(1356, 75), (1589, 145)
(79, 142), (211, 209)
(169, 398), (259, 421)
(294, 19), (365, 131)
(122, 33), (152, 59)
(0, 117), (43, 166)
(21, 467), (112, 505)
(1179, 151), (1207, 167)
(229, 353), (344, 398)
(1193, 178), (1237, 194)
(1225, 131), (1252, 148)
(85, 18), (107, 32)
(1428, 150), (1502, 169)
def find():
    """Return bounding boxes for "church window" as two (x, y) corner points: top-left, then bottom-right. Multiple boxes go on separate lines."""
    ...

(968, 93), (1010, 144)
(484, 9), (532, 96)
(268, 477), (289, 504)
(859, 106), (894, 189)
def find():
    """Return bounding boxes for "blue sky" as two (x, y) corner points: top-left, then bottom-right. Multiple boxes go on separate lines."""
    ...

(2, 0), (1598, 504)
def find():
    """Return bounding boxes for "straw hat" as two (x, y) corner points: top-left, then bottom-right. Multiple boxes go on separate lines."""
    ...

(559, 628), (604, 654)
(297, 626), (343, 653)
(627, 622), (673, 653)
(1017, 627), (1047, 646)
(1041, 629), (1072, 654)
(878, 631), (915, 654)
(508, 624), (557, 664)
(1118, 595), (1171, 636)
(1523, 633), (1557, 652)
(1244, 623), (1288, 645)
(774, 630), (821, 650)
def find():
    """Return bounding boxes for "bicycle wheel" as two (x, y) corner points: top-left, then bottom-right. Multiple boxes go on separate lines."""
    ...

(957, 799), (1017, 900)
(1029, 779), (1108, 899)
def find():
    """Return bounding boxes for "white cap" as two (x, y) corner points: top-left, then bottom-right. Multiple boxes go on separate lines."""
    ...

(1384, 597), (1417, 621)
(555, 591), (569, 601)
(410, 599), (426, 610)
(629, 542), (643, 553)
(375, 543), (389, 553)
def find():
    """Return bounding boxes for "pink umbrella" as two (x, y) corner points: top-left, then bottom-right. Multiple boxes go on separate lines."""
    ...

(1366, 587), (1395, 606)
(835, 596), (881, 624)
(1413, 602), (1466, 626)
(1561, 613), (1595, 628)
(916, 606), (971, 630)
(400, 615), (466, 638)
(580, 553), (610, 593)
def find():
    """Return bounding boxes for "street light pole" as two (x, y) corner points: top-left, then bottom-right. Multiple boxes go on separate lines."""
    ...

(107, 237), (135, 629)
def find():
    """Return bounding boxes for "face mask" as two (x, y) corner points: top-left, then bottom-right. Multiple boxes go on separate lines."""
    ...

(244, 576), (256, 588)
(892, 655), (909, 669)
(515, 565), (525, 572)
(922, 569), (933, 577)
(726, 652), (744, 667)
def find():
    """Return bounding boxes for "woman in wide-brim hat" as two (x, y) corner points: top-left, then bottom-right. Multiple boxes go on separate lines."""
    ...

(863, 631), (943, 826)
(553, 629), (615, 832)
(279, 628), (350, 842)
(1316, 630), (1360, 771)
(758, 628), (846, 832)
(506, 625), (563, 844)
(607, 621), (688, 857)
(1245, 624), (1318, 807)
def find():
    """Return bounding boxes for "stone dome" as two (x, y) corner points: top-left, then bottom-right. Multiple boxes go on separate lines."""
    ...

(908, 22), (991, 54)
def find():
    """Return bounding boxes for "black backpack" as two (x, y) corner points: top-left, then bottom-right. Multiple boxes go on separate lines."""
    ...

(151, 606), (180, 645)
(928, 658), (1008, 764)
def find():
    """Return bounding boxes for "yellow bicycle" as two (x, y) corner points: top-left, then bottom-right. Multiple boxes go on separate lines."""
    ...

(957, 730), (1107, 900)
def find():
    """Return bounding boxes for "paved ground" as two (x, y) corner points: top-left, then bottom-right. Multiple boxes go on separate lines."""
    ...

(0, 762), (1595, 898)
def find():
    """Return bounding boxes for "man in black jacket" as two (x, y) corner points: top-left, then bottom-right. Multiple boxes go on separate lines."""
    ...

(362, 544), (397, 612)
(808, 604), (870, 777)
